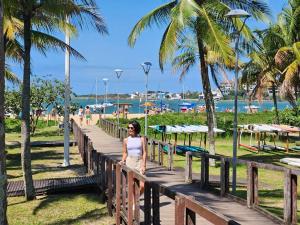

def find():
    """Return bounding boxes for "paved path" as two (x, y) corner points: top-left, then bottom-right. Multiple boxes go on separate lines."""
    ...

(81, 125), (280, 225)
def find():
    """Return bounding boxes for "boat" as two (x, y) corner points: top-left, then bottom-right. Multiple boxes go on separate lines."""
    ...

(88, 78), (113, 112)
(179, 102), (196, 112)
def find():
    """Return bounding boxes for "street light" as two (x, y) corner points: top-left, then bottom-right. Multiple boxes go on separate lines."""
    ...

(226, 9), (250, 193)
(141, 62), (152, 136)
(114, 69), (123, 131)
(103, 78), (109, 115)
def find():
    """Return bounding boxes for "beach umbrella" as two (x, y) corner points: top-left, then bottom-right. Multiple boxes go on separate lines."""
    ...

(141, 102), (154, 107)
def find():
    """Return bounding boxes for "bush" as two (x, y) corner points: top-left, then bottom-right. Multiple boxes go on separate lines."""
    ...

(5, 118), (21, 133)
(278, 108), (300, 127)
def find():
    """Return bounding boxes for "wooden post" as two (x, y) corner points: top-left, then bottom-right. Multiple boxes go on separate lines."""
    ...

(115, 164), (121, 225)
(127, 171), (134, 225)
(168, 144), (173, 171)
(152, 183), (160, 225)
(101, 156), (106, 189)
(134, 178), (140, 223)
(186, 207), (196, 225)
(106, 159), (113, 216)
(284, 169), (298, 224)
(220, 157), (230, 197)
(175, 196), (185, 225)
(185, 151), (192, 183)
(121, 170), (127, 216)
(158, 142), (162, 165)
(247, 162), (258, 208)
(144, 181), (152, 225)
(151, 140), (156, 162)
(201, 155), (209, 188)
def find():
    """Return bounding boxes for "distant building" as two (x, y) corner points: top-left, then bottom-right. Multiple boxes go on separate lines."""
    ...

(199, 90), (223, 101)
(220, 81), (234, 95)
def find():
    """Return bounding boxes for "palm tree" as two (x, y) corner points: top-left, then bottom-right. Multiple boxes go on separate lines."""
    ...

(172, 35), (234, 126)
(273, 0), (300, 110)
(128, 0), (269, 160)
(6, 0), (107, 200)
(241, 28), (285, 123)
(0, 0), (8, 223)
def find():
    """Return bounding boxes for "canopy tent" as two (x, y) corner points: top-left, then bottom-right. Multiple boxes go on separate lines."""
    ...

(149, 125), (224, 134)
(238, 124), (300, 152)
(149, 124), (224, 154)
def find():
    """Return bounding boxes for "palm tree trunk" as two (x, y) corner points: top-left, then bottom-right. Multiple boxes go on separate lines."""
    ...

(21, 12), (35, 200)
(0, 1), (8, 224)
(272, 82), (279, 124)
(196, 33), (216, 166)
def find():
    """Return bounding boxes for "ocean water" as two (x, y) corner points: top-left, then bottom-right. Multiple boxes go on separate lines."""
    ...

(73, 98), (291, 114)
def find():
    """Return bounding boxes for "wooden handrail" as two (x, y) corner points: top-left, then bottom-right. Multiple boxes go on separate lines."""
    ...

(90, 118), (300, 224)
(72, 119), (239, 225)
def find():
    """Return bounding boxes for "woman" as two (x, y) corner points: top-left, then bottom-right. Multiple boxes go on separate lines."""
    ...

(121, 121), (146, 175)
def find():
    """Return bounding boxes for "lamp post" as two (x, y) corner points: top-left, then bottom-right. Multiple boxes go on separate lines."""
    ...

(226, 9), (250, 193)
(114, 69), (123, 130)
(141, 62), (152, 136)
(103, 78), (109, 115)
(63, 15), (70, 167)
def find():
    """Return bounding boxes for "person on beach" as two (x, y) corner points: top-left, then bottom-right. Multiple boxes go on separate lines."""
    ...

(78, 106), (84, 126)
(85, 106), (91, 125)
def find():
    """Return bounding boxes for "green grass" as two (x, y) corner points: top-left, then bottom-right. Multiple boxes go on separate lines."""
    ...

(8, 194), (114, 225)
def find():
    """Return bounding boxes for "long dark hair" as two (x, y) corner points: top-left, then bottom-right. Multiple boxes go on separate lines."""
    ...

(129, 120), (141, 134)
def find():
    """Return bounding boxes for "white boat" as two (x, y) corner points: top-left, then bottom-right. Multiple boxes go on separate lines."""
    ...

(244, 105), (260, 109)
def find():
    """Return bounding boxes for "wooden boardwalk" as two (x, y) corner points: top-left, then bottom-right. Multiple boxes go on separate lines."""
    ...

(7, 176), (98, 197)
(80, 125), (280, 225)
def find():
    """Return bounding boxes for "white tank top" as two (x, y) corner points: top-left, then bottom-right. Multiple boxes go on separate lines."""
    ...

(127, 136), (142, 157)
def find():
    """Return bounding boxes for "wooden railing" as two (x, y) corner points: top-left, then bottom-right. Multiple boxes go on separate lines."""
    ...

(73, 119), (239, 225)
(99, 118), (299, 225)
(185, 150), (298, 224)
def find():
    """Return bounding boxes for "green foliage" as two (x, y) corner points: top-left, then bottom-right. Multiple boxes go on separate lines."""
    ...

(5, 118), (21, 133)
(5, 90), (21, 116)
(278, 107), (300, 127)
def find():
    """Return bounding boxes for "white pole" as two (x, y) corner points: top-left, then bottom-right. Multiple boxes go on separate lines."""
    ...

(145, 73), (148, 136)
(96, 77), (98, 105)
(63, 15), (70, 167)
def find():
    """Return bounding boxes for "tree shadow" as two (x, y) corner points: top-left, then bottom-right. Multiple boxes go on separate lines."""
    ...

(32, 193), (104, 216)
(6, 150), (64, 168)
(47, 208), (109, 225)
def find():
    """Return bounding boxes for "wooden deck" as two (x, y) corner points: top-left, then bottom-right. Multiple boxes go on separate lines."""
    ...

(80, 125), (280, 225)
(7, 176), (98, 197)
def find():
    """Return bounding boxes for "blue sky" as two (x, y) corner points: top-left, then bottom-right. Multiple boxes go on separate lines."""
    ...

(9, 0), (288, 95)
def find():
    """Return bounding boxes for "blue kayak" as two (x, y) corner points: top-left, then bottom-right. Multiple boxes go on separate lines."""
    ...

(163, 145), (208, 155)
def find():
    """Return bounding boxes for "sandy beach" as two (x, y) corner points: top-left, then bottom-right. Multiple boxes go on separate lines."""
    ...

(71, 113), (145, 126)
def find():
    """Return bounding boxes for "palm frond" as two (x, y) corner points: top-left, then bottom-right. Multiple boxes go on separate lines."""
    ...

(128, 1), (177, 47)
(31, 30), (86, 60)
